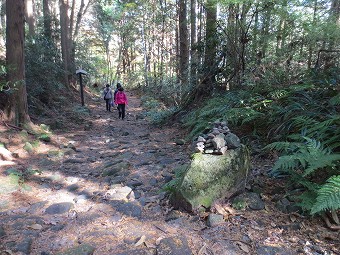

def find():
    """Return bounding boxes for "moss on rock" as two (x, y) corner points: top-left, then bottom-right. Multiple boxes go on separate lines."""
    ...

(172, 145), (250, 211)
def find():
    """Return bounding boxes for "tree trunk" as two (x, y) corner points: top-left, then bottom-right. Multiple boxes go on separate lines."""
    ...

(59, 0), (70, 87)
(190, 0), (197, 88)
(259, 2), (273, 62)
(141, 21), (149, 87)
(307, 0), (318, 69)
(25, 0), (35, 37)
(43, 0), (52, 39)
(68, 0), (75, 73)
(4, 0), (30, 126)
(202, 0), (217, 92)
(179, 0), (189, 87)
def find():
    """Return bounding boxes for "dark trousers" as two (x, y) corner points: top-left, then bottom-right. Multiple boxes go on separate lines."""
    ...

(105, 99), (111, 111)
(117, 104), (126, 119)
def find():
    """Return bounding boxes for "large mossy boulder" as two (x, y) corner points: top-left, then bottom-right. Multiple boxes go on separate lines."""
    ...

(171, 145), (250, 211)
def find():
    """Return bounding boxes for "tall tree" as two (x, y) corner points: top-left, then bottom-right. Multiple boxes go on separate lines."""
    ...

(201, 0), (217, 93)
(4, 0), (30, 126)
(43, 0), (52, 39)
(25, 0), (36, 37)
(178, 0), (189, 86)
(190, 0), (197, 87)
(59, 0), (71, 86)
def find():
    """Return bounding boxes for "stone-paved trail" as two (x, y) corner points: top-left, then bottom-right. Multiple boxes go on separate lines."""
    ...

(0, 91), (207, 255)
(2, 91), (335, 255)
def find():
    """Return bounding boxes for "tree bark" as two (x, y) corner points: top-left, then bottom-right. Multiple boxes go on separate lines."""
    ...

(43, 0), (52, 39)
(190, 0), (197, 88)
(25, 0), (35, 37)
(179, 0), (189, 87)
(202, 0), (217, 92)
(4, 0), (30, 126)
(59, 0), (70, 87)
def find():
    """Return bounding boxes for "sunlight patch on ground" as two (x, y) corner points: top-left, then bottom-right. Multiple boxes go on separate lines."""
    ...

(0, 160), (16, 167)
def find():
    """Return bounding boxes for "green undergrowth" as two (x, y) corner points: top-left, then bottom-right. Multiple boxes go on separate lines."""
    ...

(180, 83), (340, 217)
(5, 167), (42, 188)
(161, 164), (188, 193)
(140, 95), (178, 125)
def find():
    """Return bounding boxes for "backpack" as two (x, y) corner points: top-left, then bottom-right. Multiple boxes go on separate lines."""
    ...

(104, 88), (110, 100)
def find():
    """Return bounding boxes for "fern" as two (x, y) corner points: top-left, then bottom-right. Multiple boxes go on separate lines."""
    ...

(290, 116), (318, 130)
(311, 175), (340, 215)
(264, 141), (301, 153)
(295, 190), (318, 212)
(162, 165), (188, 193)
(270, 137), (340, 177)
(329, 93), (340, 106)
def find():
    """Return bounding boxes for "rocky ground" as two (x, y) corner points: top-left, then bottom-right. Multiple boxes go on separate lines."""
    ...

(0, 90), (339, 255)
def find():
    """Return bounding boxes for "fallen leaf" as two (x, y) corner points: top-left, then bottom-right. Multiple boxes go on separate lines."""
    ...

(2, 250), (14, 255)
(29, 224), (43, 230)
(134, 235), (146, 247)
(290, 215), (296, 222)
(156, 236), (164, 245)
(251, 225), (265, 231)
(236, 241), (250, 253)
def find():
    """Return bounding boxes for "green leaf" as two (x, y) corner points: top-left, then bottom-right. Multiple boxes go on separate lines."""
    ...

(311, 175), (340, 214)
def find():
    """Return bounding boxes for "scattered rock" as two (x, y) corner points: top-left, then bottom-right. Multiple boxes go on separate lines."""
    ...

(28, 201), (48, 214)
(67, 184), (80, 192)
(110, 201), (142, 218)
(157, 236), (192, 255)
(115, 248), (155, 255)
(211, 240), (239, 255)
(73, 194), (89, 203)
(63, 158), (85, 164)
(15, 237), (32, 254)
(45, 202), (74, 215)
(207, 213), (224, 227)
(0, 225), (5, 237)
(175, 139), (185, 145)
(165, 210), (182, 222)
(224, 133), (241, 149)
(102, 162), (130, 177)
(232, 192), (265, 211)
(56, 243), (95, 255)
(106, 185), (133, 201)
(256, 245), (295, 255)
(276, 198), (300, 213)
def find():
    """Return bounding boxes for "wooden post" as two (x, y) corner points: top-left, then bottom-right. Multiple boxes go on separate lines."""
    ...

(76, 69), (87, 106)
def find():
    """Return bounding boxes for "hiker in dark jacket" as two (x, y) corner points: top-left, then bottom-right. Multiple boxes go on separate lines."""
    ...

(102, 84), (113, 112)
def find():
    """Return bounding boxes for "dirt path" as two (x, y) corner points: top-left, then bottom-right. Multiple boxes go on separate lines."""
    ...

(0, 92), (202, 254)
(0, 92), (339, 255)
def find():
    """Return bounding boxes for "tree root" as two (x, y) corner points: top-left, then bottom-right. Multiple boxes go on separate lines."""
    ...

(322, 212), (340, 230)
(1, 121), (35, 135)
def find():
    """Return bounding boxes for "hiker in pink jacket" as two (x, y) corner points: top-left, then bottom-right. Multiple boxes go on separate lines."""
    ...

(114, 86), (128, 120)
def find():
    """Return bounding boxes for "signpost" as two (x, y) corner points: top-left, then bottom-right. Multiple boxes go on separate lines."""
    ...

(76, 69), (87, 106)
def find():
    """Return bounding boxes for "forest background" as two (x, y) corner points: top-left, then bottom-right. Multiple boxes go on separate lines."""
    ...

(0, 0), (339, 229)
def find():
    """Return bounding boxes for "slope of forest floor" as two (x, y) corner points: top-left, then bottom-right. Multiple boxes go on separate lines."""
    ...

(0, 89), (339, 255)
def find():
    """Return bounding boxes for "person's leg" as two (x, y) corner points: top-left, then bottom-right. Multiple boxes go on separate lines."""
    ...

(118, 104), (122, 118)
(108, 99), (111, 112)
(121, 104), (126, 120)
(105, 99), (109, 111)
